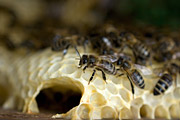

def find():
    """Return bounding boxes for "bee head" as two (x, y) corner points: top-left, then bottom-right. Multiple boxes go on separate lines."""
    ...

(79, 55), (88, 66)
(117, 57), (123, 66)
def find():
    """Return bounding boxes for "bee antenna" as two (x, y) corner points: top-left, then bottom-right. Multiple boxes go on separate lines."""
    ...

(74, 46), (81, 59)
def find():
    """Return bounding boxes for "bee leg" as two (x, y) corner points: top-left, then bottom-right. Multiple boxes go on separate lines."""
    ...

(62, 44), (70, 57)
(88, 70), (96, 85)
(117, 73), (124, 77)
(74, 45), (81, 59)
(95, 68), (107, 83)
(127, 75), (135, 99)
(83, 65), (88, 73)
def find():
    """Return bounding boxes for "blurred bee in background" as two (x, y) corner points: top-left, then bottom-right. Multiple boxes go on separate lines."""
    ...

(88, 31), (116, 55)
(153, 36), (175, 62)
(19, 28), (53, 51)
(51, 34), (88, 57)
(119, 32), (151, 65)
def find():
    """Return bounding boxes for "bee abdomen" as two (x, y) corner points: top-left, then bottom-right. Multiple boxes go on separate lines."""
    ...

(134, 42), (150, 59)
(131, 69), (145, 89)
(153, 73), (173, 96)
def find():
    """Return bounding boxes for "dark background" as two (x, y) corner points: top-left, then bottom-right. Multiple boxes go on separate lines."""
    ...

(1, 0), (180, 29)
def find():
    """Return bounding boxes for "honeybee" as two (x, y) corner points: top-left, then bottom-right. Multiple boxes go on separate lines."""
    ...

(105, 31), (123, 48)
(51, 35), (71, 55)
(77, 54), (117, 84)
(156, 36), (175, 52)
(153, 62), (179, 96)
(119, 32), (151, 65)
(101, 54), (149, 96)
(115, 57), (145, 95)
(88, 32), (116, 55)
(153, 73), (173, 96)
(132, 42), (151, 65)
(153, 36), (175, 62)
(51, 34), (84, 57)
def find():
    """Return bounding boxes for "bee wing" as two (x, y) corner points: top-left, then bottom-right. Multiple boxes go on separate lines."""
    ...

(152, 67), (164, 76)
(134, 64), (153, 76)
(99, 55), (118, 63)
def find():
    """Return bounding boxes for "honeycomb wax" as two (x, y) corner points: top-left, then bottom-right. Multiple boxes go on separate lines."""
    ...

(0, 46), (179, 119)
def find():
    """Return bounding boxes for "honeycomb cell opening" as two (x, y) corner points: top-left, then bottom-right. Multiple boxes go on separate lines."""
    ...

(140, 104), (152, 118)
(35, 85), (82, 114)
(155, 105), (168, 118)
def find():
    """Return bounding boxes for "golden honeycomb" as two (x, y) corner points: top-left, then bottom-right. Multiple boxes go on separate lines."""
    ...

(0, 46), (179, 119)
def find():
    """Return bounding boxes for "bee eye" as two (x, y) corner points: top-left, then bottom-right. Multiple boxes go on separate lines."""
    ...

(117, 57), (123, 65)
(117, 60), (122, 65)
(123, 61), (131, 69)
(83, 59), (87, 64)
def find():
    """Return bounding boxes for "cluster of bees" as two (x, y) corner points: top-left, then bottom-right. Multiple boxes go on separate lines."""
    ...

(51, 26), (180, 97)
(0, 5), (179, 97)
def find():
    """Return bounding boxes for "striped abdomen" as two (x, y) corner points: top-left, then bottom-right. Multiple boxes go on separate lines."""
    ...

(133, 42), (150, 59)
(153, 73), (173, 96)
(130, 69), (145, 89)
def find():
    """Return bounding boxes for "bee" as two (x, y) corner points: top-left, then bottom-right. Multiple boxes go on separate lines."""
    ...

(153, 62), (179, 96)
(154, 51), (173, 62)
(120, 32), (151, 65)
(132, 42), (151, 65)
(78, 55), (117, 84)
(76, 48), (117, 84)
(88, 32), (115, 55)
(105, 31), (123, 48)
(156, 36), (175, 53)
(153, 36), (175, 62)
(51, 35), (71, 55)
(116, 57), (145, 95)
(51, 34), (85, 57)
(153, 73), (173, 96)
